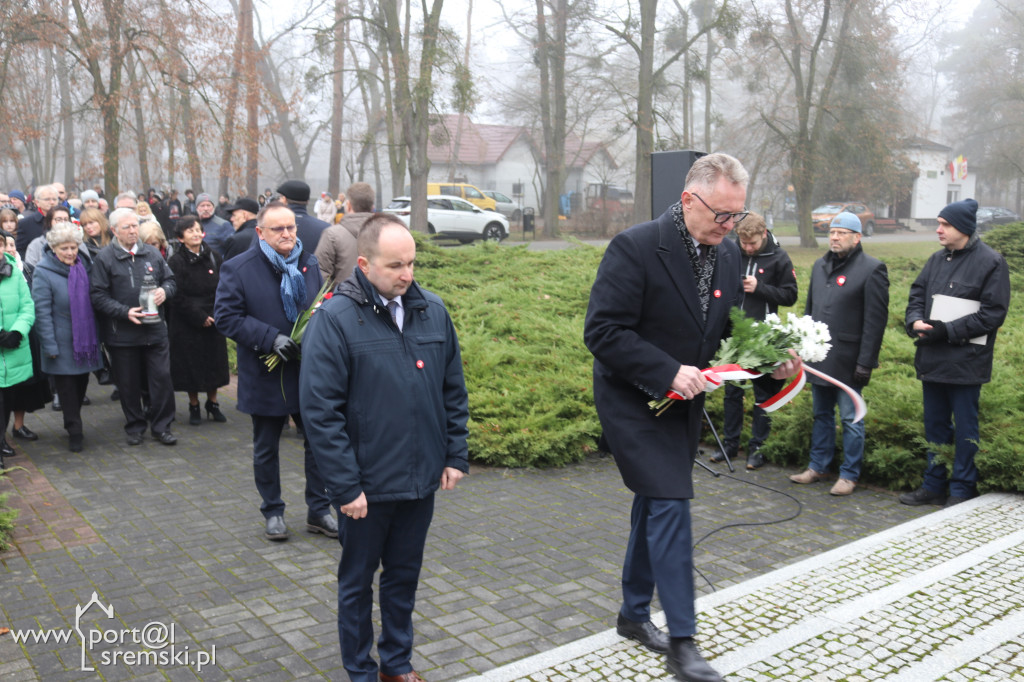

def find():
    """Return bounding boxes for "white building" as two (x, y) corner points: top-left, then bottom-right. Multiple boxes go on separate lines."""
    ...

(901, 137), (977, 228)
(357, 114), (618, 215)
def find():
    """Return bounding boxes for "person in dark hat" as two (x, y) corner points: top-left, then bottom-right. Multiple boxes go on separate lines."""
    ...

(276, 180), (328, 252)
(9, 190), (27, 216)
(901, 198), (1010, 508)
(222, 197), (260, 261)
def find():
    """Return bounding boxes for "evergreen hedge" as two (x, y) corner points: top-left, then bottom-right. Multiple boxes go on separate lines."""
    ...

(415, 227), (1024, 495)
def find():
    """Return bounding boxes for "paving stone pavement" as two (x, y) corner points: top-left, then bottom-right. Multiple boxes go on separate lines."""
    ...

(1, 381), (1003, 681)
(471, 493), (1024, 682)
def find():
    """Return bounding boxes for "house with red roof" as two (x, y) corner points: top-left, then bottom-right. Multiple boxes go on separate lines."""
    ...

(358, 114), (619, 218)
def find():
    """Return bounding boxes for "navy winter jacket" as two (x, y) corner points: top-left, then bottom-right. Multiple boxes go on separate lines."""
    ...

(299, 269), (469, 508)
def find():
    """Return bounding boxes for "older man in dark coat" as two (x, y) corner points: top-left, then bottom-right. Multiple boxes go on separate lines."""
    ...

(584, 153), (800, 682)
(214, 202), (335, 541)
(790, 212), (889, 497)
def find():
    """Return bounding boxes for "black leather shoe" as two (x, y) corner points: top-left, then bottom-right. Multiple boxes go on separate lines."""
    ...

(188, 404), (202, 426)
(307, 514), (339, 538)
(154, 431), (177, 445)
(12, 426), (38, 441)
(1, 439), (15, 458)
(945, 495), (972, 508)
(666, 637), (722, 682)
(616, 613), (669, 653)
(709, 444), (737, 464)
(82, 395), (91, 405)
(69, 434), (84, 452)
(265, 515), (288, 541)
(899, 487), (946, 506)
(746, 446), (766, 470)
(126, 433), (143, 446)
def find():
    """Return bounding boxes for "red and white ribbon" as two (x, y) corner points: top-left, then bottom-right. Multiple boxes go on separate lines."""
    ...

(664, 362), (866, 423)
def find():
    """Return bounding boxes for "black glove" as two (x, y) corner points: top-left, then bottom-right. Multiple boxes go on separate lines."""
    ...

(914, 319), (948, 346)
(852, 364), (872, 387)
(271, 334), (300, 363)
(0, 330), (22, 349)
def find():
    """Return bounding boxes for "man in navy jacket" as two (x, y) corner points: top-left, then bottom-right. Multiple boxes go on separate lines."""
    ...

(585, 153), (800, 682)
(300, 214), (469, 682)
(214, 202), (335, 542)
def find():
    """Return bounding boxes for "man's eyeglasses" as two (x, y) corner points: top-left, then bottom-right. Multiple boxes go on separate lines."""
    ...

(692, 193), (749, 225)
(263, 224), (298, 234)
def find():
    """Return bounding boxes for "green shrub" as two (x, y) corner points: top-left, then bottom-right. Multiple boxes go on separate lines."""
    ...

(241, 231), (1024, 493)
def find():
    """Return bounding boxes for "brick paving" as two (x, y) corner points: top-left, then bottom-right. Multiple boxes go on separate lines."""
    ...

(0, 381), (999, 681)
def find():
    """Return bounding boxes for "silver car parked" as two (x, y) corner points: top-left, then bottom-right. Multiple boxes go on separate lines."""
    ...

(482, 190), (522, 222)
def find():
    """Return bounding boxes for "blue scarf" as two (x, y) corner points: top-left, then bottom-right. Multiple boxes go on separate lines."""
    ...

(259, 237), (307, 322)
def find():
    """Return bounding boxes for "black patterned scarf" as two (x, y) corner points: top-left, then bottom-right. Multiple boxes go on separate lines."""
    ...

(670, 201), (716, 322)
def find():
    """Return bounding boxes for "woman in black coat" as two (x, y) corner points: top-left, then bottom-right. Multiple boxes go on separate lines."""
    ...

(167, 216), (230, 425)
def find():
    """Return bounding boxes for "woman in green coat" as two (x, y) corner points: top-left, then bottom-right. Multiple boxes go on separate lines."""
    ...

(0, 239), (35, 469)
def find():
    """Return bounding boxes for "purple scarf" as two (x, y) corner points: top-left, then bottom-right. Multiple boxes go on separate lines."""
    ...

(68, 258), (99, 366)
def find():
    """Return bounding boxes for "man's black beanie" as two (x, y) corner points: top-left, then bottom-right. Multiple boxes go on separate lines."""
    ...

(938, 198), (978, 236)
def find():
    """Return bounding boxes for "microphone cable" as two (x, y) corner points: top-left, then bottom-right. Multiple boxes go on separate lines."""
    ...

(692, 464), (804, 593)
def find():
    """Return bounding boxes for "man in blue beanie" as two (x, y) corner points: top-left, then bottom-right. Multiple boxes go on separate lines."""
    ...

(901, 198), (1010, 507)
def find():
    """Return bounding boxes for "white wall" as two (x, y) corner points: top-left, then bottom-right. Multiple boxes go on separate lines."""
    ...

(908, 148), (977, 225)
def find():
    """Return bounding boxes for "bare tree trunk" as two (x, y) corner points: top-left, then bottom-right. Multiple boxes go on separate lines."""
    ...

(242, 0), (259, 196)
(448, 0), (473, 183)
(327, 0), (346, 195)
(704, 31), (713, 150)
(125, 50), (151, 191)
(181, 82), (203, 192)
(56, 13), (75, 189)
(382, 0), (445, 233)
(631, 0), (657, 224)
(535, 0), (567, 237)
(219, 5), (246, 197)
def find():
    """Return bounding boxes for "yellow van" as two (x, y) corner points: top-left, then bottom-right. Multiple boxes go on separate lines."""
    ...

(426, 183), (497, 211)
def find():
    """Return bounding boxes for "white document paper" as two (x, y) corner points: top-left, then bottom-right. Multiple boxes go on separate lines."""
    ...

(930, 294), (986, 345)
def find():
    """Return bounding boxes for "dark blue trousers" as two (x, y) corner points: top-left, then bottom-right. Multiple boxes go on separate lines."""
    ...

(621, 495), (696, 637)
(337, 495), (434, 682)
(250, 413), (330, 518)
(922, 381), (981, 498)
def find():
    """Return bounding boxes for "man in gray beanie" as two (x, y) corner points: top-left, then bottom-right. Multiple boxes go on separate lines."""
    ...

(901, 198), (1010, 508)
(196, 192), (233, 257)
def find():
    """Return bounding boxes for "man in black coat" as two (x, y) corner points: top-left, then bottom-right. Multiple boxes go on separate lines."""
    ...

(17, 184), (58, 256)
(790, 212), (889, 497)
(222, 198), (259, 261)
(718, 212), (798, 469)
(90, 208), (179, 445)
(276, 180), (328, 252)
(584, 153), (801, 682)
(900, 198), (1010, 508)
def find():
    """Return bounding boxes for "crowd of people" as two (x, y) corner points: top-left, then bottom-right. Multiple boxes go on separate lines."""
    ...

(0, 166), (1010, 682)
(0, 179), (376, 470)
